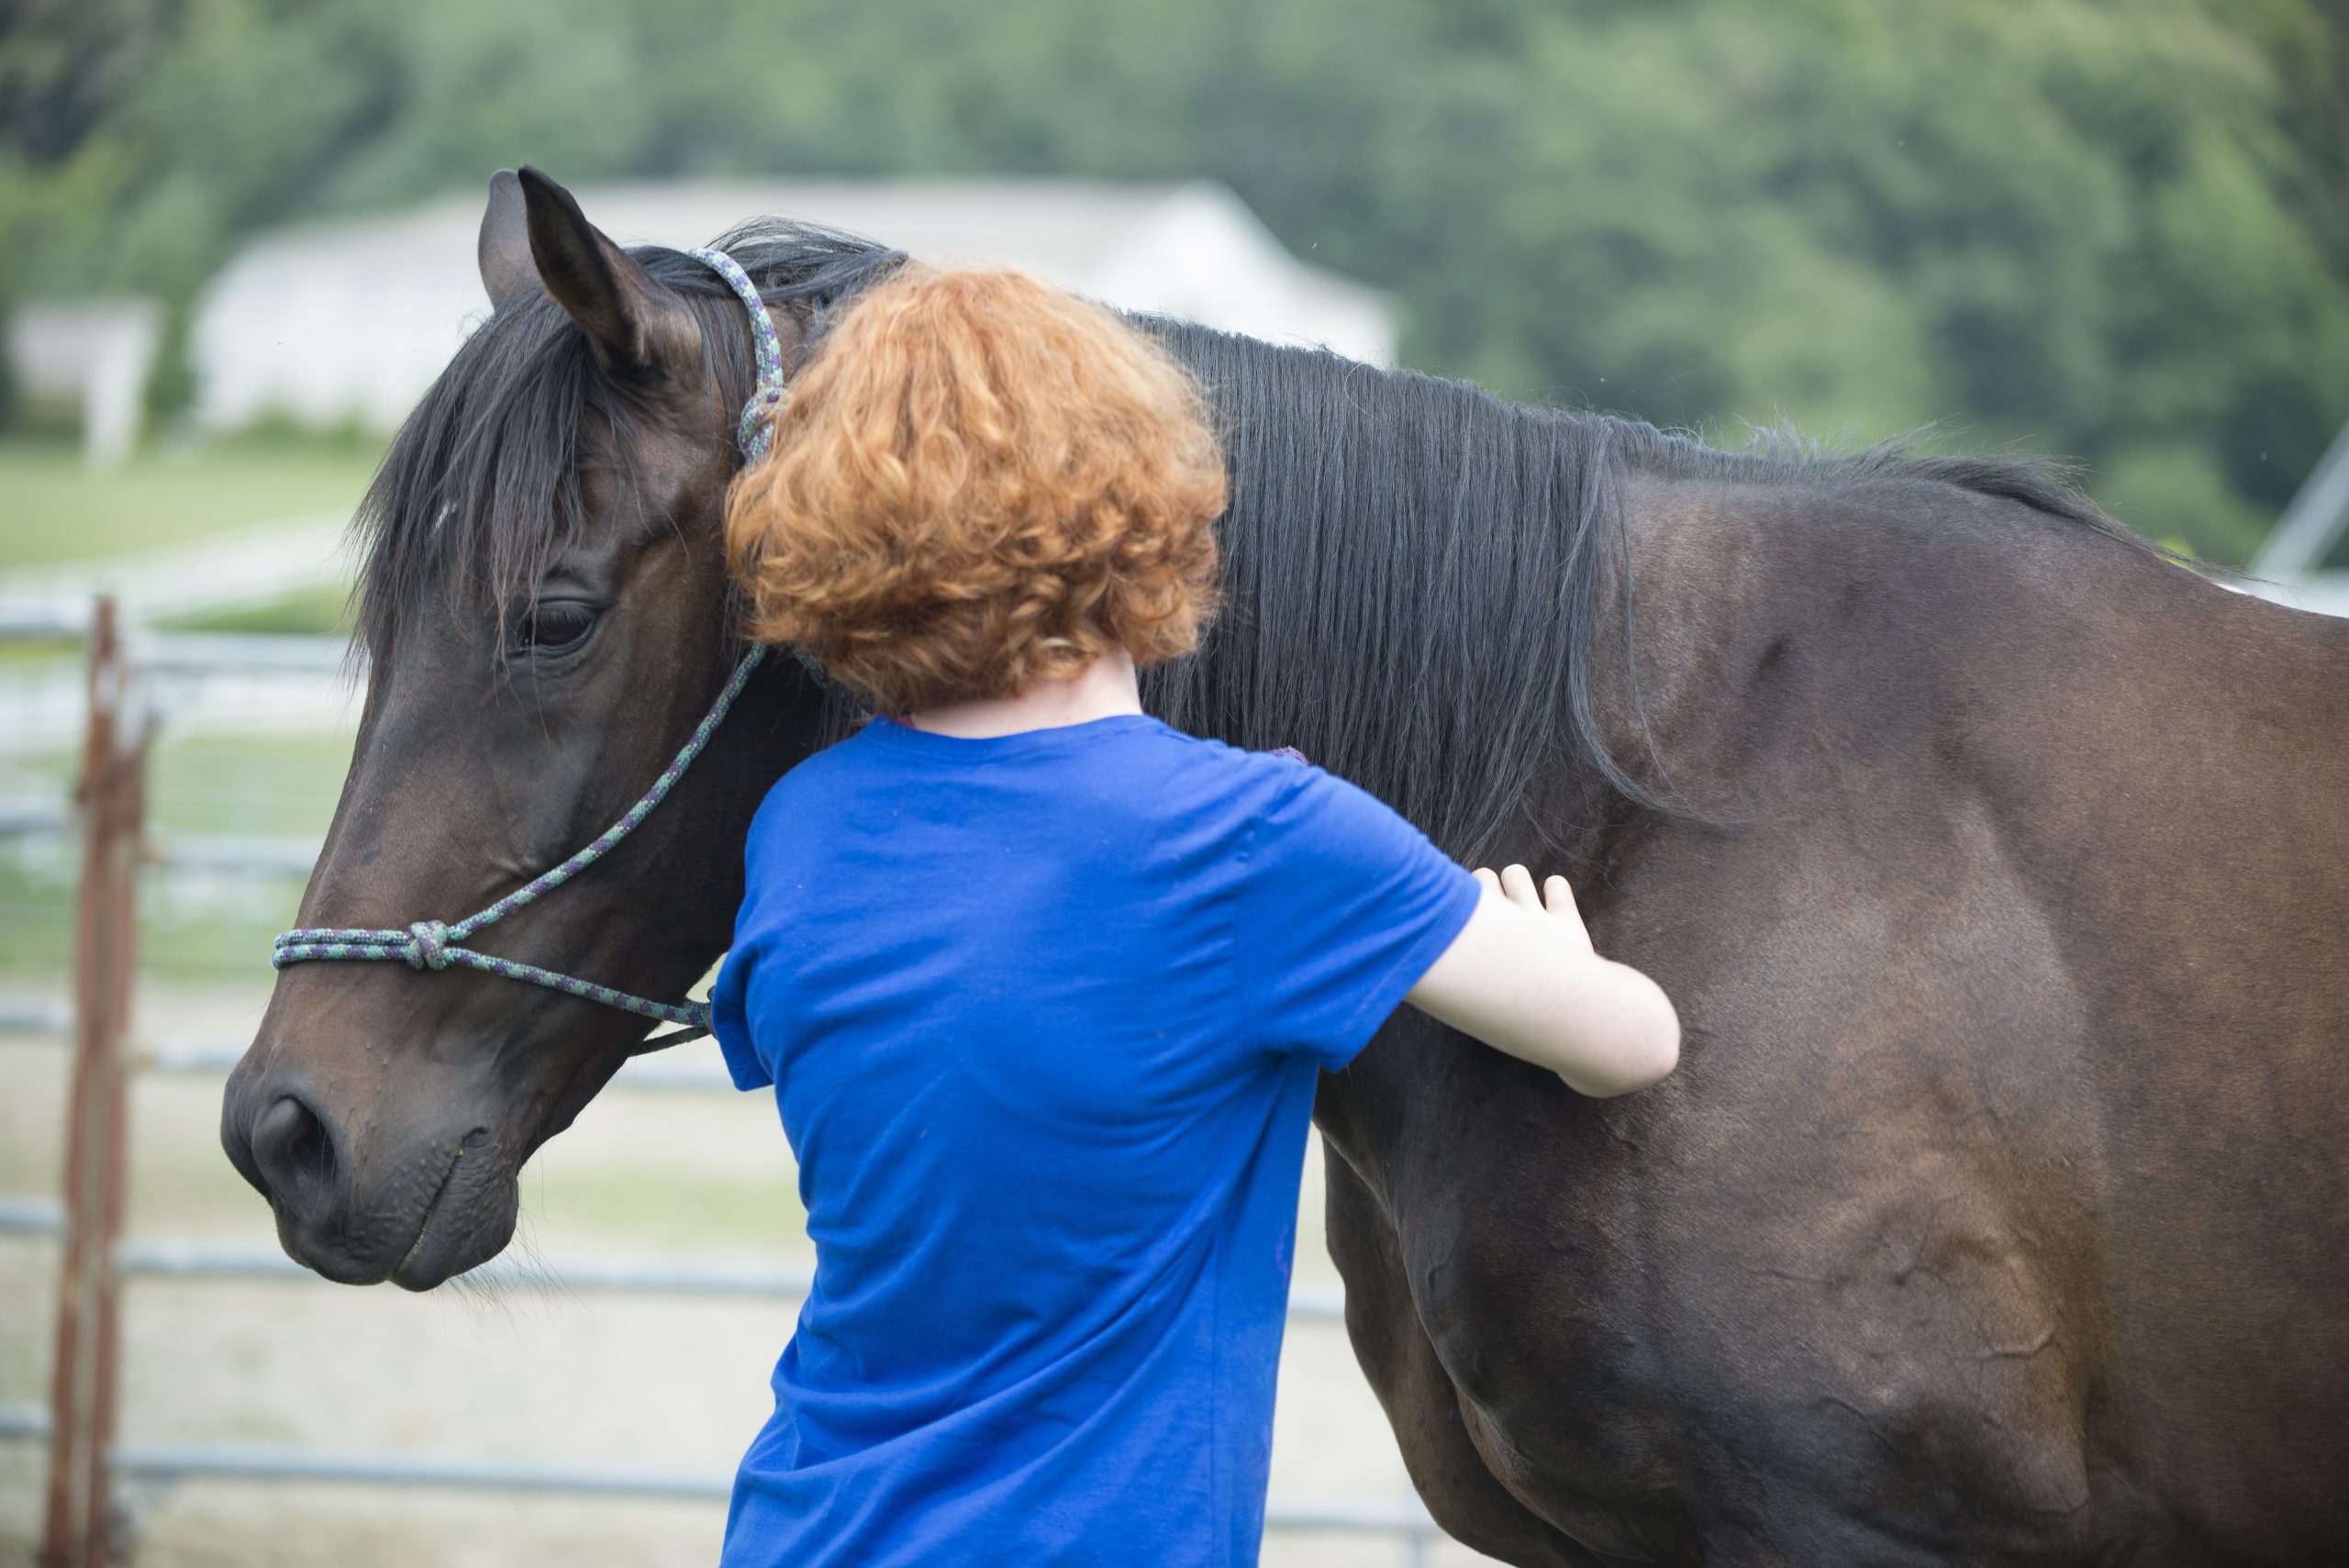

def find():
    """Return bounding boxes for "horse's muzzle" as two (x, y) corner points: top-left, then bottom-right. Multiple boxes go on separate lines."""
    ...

(221, 1062), (509, 1288)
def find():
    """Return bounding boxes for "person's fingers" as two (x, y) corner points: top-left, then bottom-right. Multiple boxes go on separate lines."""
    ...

(1544, 874), (1577, 918)
(1472, 866), (1502, 895)
(1499, 863), (1542, 910)
(1545, 874), (1597, 954)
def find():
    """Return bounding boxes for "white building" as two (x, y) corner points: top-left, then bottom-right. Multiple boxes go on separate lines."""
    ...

(190, 177), (1396, 436)
(6, 298), (162, 469)
(2245, 418), (2349, 620)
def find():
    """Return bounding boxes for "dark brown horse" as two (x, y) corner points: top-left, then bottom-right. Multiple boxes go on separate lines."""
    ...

(222, 168), (2349, 1564)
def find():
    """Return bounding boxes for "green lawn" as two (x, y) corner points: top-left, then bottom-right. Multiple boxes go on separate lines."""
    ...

(0, 432), (385, 985)
(1, 731), (357, 985)
(148, 730), (358, 838)
(0, 431), (384, 573)
(172, 582), (355, 637)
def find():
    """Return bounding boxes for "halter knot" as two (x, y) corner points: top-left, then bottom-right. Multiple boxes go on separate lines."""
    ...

(406, 920), (452, 972)
(738, 384), (789, 462)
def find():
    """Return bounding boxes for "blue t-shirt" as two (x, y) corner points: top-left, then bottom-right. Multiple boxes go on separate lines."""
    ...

(709, 711), (1480, 1568)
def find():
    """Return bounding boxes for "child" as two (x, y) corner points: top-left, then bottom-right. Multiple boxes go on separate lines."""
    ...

(712, 266), (1678, 1567)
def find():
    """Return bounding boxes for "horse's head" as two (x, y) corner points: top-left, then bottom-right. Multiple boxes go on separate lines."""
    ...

(221, 170), (890, 1288)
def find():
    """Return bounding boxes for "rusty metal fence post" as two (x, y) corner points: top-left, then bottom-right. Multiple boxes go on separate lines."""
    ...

(41, 598), (148, 1568)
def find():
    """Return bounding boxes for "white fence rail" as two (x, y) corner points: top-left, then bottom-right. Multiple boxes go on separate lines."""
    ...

(0, 1187), (1351, 1320)
(0, 628), (354, 759)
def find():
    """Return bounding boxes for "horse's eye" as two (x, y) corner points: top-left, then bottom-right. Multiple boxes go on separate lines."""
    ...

(512, 601), (599, 658)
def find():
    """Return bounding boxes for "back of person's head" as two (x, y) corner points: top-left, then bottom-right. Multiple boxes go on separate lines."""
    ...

(726, 265), (1228, 715)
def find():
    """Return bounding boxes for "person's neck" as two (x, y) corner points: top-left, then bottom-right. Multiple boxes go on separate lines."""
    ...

(903, 648), (1144, 739)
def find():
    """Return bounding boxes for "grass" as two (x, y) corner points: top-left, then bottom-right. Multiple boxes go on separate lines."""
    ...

(148, 731), (357, 836)
(173, 582), (354, 637)
(0, 731), (356, 986)
(0, 429), (384, 573)
(0, 431), (375, 984)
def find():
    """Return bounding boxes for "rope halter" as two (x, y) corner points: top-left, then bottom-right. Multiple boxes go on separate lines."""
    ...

(685, 246), (791, 462)
(272, 244), (799, 1048)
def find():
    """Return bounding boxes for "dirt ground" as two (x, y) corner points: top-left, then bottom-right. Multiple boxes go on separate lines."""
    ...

(0, 984), (1504, 1567)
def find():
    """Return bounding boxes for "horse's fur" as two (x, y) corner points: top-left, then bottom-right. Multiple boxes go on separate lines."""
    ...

(226, 171), (2349, 1563)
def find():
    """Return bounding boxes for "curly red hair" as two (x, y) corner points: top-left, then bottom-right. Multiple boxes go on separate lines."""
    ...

(724, 265), (1228, 715)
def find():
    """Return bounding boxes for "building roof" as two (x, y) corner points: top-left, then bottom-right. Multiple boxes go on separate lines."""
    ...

(191, 177), (1397, 434)
(2245, 417), (2349, 618)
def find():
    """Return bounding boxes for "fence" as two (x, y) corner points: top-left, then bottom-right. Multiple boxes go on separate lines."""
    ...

(0, 602), (1444, 1566)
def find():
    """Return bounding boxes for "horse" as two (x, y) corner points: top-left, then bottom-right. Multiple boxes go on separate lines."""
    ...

(222, 167), (2349, 1565)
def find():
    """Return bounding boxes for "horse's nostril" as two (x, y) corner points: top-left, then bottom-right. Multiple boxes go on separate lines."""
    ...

(249, 1093), (341, 1207)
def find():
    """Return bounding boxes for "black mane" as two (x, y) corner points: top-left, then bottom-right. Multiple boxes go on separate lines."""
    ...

(1140, 322), (2157, 859)
(356, 217), (2155, 861)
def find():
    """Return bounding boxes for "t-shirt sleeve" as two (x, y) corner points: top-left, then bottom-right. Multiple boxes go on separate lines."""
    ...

(1237, 761), (1483, 1071)
(709, 940), (776, 1092)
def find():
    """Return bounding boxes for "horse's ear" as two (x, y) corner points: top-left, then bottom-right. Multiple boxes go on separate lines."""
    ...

(477, 170), (540, 312)
(514, 164), (698, 373)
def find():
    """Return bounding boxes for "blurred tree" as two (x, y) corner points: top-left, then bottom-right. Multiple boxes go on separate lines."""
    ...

(1, 0), (2341, 561)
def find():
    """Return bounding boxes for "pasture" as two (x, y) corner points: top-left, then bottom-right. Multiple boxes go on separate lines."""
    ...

(0, 435), (381, 577)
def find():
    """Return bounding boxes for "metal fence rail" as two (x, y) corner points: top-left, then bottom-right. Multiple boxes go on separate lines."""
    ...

(3, 1009), (745, 1093)
(0, 995), (73, 1035)
(0, 1193), (1351, 1320)
(0, 1400), (1440, 1550)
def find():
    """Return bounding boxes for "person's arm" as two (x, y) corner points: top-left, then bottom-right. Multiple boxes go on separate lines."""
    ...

(1405, 862), (1680, 1097)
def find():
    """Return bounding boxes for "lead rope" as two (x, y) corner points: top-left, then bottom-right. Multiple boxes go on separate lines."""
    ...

(273, 243), (814, 1049)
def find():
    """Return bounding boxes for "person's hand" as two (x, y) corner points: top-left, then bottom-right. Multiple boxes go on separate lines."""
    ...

(1471, 863), (1596, 957)
(1413, 861), (1678, 1095)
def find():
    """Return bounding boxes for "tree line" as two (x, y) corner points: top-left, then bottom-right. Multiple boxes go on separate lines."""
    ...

(4, 0), (2344, 562)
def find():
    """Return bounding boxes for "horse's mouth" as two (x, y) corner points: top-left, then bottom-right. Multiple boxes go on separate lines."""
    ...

(388, 1136), (511, 1292)
(268, 1134), (513, 1291)
(384, 1146), (466, 1290)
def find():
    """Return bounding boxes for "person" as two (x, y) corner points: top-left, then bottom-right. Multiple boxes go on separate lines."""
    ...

(710, 265), (1680, 1568)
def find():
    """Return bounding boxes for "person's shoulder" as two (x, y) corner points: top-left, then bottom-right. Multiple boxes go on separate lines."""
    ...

(1128, 722), (1319, 809)
(1240, 748), (1438, 858)
(1130, 717), (1300, 772)
(742, 728), (874, 844)
(762, 737), (846, 807)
